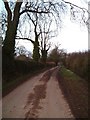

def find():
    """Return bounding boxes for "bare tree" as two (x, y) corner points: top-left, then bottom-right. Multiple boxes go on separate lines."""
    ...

(26, 12), (41, 62)
(39, 18), (55, 63)
(16, 11), (57, 63)
(48, 46), (60, 66)
(15, 0), (65, 62)
(48, 45), (66, 66)
(2, 1), (22, 61)
(2, 0), (88, 63)
(2, 0), (49, 62)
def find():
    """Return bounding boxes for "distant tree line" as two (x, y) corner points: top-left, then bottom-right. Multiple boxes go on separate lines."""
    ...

(48, 47), (89, 82)
(65, 51), (89, 81)
(47, 46), (66, 66)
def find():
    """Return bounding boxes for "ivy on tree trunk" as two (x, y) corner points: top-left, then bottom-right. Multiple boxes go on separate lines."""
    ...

(2, 2), (22, 61)
(32, 33), (40, 62)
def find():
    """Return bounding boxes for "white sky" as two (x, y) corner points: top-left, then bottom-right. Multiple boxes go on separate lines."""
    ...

(0, 0), (89, 53)
(17, 0), (89, 53)
(50, 11), (88, 53)
(61, 0), (89, 53)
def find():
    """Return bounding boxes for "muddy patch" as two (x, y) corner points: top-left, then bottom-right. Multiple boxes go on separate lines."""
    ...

(25, 84), (46, 118)
(39, 70), (51, 83)
(24, 93), (34, 109)
(24, 70), (54, 119)
(39, 68), (56, 83)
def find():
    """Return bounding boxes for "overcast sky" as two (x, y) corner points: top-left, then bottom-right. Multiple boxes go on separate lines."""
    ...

(20, 0), (89, 53)
(56, 0), (88, 53)
(0, 0), (89, 53)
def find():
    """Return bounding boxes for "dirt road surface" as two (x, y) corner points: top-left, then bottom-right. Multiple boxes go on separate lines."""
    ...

(2, 67), (74, 119)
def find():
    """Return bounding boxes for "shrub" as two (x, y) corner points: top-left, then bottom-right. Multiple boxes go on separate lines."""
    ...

(2, 59), (45, 83)
(65, 51), (89, 82)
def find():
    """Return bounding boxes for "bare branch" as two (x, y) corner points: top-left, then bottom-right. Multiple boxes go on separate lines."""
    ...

(19, 9), (49, 16)
(13, 2), (22, 21)
(27, 12), (36, 26)
(3, 0), (12, 24)
(15, 36), (34, 44)
(62, 0), (89, 13)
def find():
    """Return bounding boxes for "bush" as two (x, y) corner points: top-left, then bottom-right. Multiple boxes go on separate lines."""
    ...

(65, 51), (89, 82)
(2, 59), (45, 83)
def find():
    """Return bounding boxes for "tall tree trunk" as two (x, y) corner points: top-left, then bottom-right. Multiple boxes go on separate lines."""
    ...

(3, 21), (16, 60)
(33, 33), (40, 62)
(32, 23), (40, 62)
(2, 2), (22, 61)
(41, 44), (48, 63)
(2, 1), (22, 74)
(41, 49), (47, 63)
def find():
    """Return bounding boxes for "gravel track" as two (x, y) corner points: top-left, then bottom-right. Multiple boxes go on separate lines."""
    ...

(2, 67), (74, 119)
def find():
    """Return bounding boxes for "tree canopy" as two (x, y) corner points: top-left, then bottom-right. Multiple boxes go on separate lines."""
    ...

(1, 0), (89, 63)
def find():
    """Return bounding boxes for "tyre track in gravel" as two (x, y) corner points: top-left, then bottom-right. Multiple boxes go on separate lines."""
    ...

(2, 67), (74, 119)
(2, 67), (55, 118)
(24, 68), (55, 119)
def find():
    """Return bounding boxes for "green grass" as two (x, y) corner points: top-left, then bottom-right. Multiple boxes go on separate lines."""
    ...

(57, 66), (88, 118)
(61, 67), (82, 80)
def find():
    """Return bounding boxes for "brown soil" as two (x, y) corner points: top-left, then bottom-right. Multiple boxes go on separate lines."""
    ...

(57, 69), (88, 118)
(24, 70), (53, 119)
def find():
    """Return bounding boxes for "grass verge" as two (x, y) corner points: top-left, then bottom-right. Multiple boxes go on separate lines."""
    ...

(57, 66), (88, 118)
